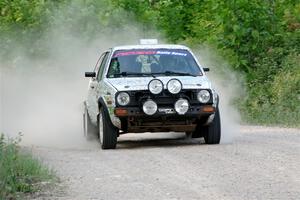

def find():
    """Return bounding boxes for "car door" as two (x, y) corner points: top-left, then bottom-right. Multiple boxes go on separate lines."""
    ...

(86, 51), (110, 125)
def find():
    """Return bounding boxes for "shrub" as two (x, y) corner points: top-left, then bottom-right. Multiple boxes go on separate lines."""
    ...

(0, 133), (54, 199)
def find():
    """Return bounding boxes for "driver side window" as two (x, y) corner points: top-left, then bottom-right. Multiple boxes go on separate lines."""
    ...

(97, 52), (109, 81)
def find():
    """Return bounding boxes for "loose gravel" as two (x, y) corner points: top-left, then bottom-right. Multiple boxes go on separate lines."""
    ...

(30, 126), (300, 200)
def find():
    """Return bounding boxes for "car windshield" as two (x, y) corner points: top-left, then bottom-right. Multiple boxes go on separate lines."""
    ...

(107, 49), (202, 78)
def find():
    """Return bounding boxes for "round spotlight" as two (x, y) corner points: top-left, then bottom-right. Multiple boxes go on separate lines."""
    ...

(143, 100), (157, 115)
(174, 99), (189, 115)
(197, 90), (211, 103)
(167, 79), (182, 94)
(117, 92), (130, 106)
(148, 79), (163, 94)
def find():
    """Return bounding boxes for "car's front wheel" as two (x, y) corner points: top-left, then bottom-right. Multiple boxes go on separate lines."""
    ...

(185, 132), (193, 139)
(98, 107), (118, 149)
(203, 107), (221, 144)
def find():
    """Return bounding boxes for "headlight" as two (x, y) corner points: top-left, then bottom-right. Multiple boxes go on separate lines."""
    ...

(167, 79), (182, 94)
(143, 99), (157, 115)
(117, 92), (130, 106)
(148, 79), (163, 94)
(174, 99), (189, 115)
(197, 90), (210, 103)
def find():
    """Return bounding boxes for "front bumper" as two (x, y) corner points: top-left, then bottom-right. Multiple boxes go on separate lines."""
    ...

(114, 105), (215, 133)
(115, 105), (215, 117)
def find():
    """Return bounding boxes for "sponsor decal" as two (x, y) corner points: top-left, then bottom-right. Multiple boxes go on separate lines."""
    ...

(170, 52), (187, 56)
(108, 106), (114, 114)
(158, 108), (176, 114)
(113, 50), (188, 57)
(104, 95), (112, 102)
(156, 51), (187, 56)
(104, 95), (113, 105)
(156, 51), (171, 55)
(114, 51), (156, 57)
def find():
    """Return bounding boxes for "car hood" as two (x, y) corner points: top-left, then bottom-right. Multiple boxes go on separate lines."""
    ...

(107, 76), (212, 91)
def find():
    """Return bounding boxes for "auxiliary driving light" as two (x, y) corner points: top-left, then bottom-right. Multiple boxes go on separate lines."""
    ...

(148, 79), (163, 94)
(174, 99), (189, 115)
(167, 79), (182, 94)
(142, 99), (157, 115)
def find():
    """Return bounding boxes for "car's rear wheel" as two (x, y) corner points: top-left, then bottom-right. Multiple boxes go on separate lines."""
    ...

(98, 107), (118, 149)
(203, 108), (221, 144)
(83, 103), (97, 140)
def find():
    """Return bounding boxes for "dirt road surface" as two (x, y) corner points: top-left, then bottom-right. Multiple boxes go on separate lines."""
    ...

(30, 126), (299, 200)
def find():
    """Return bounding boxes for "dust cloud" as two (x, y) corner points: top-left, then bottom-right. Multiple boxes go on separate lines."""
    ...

(0, 7), (152, 148)
(0, 5), (242, 148)
(194, 46), (244, 143)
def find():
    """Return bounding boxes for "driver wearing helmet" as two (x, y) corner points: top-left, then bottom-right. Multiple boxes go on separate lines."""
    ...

(159, 55), (176, 71)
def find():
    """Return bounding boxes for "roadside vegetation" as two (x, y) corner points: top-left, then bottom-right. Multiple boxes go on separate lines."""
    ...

(0, 134), (54, 199)
(114, 0), (300, 127)
(0, 0), (299, 126)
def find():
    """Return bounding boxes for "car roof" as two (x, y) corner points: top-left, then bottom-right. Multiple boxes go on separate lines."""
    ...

(112, 44), (190, 51)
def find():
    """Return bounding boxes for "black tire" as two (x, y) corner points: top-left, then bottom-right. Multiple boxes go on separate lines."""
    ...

(185, 132), (193, 138)
(203, 107), (221, 144)
(191, 128), (203, 138)
(83, 103), (98, 140)
(98, 107), (118, 149)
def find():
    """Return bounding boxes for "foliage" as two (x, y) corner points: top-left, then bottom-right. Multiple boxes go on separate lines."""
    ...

(243, 53), (300, 126)
(0, 133), (54, 199)
(0, 0), (299, 126)
(0, 0), (133, 58)
(114, 0), (300, 126)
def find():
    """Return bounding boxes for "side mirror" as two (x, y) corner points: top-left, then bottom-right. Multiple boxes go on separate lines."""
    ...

(85, 72), (96, 77)
(203, 68), (210, 72)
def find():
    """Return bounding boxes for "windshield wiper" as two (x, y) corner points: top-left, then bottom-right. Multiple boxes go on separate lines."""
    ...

(112, 72), (156, 78)
(160, 71), (197, 77)
(111, 71), (197, 78)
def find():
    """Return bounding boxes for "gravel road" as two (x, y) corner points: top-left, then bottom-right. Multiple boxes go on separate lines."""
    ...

(30, 126), (300, 200)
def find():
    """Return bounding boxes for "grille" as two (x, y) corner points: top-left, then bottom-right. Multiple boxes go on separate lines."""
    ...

(129, 89), (200, 106)
(115, 89), (213, 107)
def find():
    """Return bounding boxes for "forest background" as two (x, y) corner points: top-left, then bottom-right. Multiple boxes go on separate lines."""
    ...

(0, 0), (299, 126)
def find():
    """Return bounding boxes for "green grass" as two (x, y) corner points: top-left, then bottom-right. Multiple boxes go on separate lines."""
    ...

(0, 133), (54, 200)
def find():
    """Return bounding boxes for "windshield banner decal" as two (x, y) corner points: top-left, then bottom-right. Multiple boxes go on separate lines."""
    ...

(113, 50), (188, 57)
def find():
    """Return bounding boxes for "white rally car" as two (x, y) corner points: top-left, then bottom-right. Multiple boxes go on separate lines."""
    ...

(83, 40), (220, 149)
